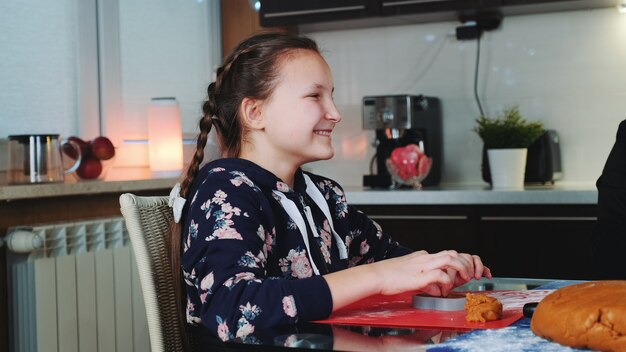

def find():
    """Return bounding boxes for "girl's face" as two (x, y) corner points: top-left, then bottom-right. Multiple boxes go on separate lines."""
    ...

(257, 49), (341, 167)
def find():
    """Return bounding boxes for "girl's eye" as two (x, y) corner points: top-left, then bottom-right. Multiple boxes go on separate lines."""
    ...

(308, 93), (320, 99)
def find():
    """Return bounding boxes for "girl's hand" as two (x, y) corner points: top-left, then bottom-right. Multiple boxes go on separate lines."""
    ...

(439, 254), (492, 296)
(373, 250), (490, 296)
(324, 249), (492, 311)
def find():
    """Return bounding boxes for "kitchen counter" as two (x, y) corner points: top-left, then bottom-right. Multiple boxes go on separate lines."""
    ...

(0, 178), (177, 201)
(0, 167), (178, 201)
(1, 175), (597, 204)
(345, 184), (597, 205)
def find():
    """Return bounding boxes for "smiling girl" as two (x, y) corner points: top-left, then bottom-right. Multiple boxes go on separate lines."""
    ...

(172, 32), (491, 342)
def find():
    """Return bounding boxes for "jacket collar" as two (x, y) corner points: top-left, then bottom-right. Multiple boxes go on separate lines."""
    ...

(202, 158), (307, 195)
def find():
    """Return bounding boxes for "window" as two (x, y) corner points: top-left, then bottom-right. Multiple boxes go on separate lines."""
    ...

(1, 0), (87, 136)
(99, 0), (221, 167)
(0, 0), (221, 168)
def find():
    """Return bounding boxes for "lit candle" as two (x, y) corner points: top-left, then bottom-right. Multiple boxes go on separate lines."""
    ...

(148, 97), (183, 177)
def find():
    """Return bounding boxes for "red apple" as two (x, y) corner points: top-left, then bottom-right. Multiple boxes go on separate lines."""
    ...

(90, 136), (115, 160)
(76, 157), (103, 179)
(63, 136), (90, 160)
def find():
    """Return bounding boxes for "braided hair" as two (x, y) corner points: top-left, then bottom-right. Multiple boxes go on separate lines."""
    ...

(179, 31), (319, 199)
(170, 32), (320, 347)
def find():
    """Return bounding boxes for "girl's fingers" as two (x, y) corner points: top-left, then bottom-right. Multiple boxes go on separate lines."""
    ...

(422, 269), (455, 295)
(398, 250), (492, 295)
(470, 254), (493, 279)
(414, 254), (464, 279)
(483, 265), (493, 279)
(440, 268), (458, 296)
(421, 283), (443, 297)
(471, 255), (485, 279)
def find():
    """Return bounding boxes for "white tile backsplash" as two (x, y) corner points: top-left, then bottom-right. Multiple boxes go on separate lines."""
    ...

(304, 8), (626, 188)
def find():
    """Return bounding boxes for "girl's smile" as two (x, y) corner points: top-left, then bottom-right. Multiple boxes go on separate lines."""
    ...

(313, 129), (333, 137)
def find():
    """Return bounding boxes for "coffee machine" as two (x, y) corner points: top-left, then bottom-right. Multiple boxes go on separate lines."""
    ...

(362, 95), (442, 188)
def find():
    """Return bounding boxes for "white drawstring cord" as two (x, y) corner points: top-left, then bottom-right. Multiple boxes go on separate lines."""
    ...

(272, 174), (349, 276)
(303, 175), (348, 260)
(272, 190), (321, 275)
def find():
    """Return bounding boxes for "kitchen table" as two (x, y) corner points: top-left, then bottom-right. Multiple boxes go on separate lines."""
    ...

(192, 278), (589, 352)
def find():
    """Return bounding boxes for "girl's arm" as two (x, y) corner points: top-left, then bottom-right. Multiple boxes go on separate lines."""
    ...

(324, 249), (491, 312)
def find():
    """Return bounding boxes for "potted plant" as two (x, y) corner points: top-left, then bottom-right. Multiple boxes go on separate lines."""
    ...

(474, 105), (544, 190)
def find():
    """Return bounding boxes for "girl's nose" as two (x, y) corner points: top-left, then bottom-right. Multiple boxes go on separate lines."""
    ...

(326, 102), (341, 123)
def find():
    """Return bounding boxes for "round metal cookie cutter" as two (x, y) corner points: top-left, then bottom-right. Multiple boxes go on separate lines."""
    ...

(412, 293), (467, 311)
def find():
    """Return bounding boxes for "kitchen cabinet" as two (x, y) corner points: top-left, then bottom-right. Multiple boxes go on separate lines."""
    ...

(259, 0), (380, 27)
(259, 0), (615, 29)
(379, 0), (494, 17)
(355, 203), (597, 280)
(477, 204), (597, 280)
(357, 205), (480, 254)
(258, 0), (490, 27)
(502, 0), (593, 5)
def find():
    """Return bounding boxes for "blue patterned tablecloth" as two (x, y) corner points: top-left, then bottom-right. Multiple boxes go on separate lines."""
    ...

(427, 280), (589, 352)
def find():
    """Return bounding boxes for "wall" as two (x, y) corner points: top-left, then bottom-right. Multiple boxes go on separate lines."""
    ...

(303, 8), (626, 187)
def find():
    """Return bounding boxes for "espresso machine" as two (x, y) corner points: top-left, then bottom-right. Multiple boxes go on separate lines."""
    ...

(362, 95), (442, 188)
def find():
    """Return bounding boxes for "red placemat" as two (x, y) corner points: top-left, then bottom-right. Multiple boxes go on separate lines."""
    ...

(315, 290), (553, 330)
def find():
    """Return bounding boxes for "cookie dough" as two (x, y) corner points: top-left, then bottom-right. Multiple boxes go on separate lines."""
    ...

(464, 293), (503, 322)
(531, 281), (626, 352)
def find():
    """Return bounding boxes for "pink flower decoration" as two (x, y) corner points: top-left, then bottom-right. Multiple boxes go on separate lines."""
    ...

(213, 227), (243, 240)
(282, 295), (297, 317)
(217, 321), (230, 341)
(236, 322), (255, 339)
(290, 253), (313, 278)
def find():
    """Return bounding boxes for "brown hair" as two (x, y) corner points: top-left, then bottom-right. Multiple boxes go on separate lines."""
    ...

(170, 31), (320, 346)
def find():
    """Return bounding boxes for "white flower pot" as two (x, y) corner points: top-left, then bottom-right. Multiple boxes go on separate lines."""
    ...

(487, 148), (527, 190)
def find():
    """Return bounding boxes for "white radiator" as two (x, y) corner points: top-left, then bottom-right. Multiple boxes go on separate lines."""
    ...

(5, 216), (150, 352)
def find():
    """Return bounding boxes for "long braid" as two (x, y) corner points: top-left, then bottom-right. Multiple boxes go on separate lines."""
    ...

(178, 46), (243, 198)
(170, 85), (217, 352)
(180, 117), (213, 197)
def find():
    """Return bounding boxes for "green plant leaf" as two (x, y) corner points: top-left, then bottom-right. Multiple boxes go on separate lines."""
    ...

(473, 105), (544, 149)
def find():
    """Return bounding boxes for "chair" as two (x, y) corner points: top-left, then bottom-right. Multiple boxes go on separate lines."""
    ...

(119, 193), (187, 352)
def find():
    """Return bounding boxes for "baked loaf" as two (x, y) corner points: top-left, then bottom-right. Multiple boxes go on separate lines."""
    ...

(531, 281), (626, 352)
(465, 293), (503, 322)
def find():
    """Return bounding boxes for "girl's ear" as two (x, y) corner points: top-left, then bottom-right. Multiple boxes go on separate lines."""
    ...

(240, 97), (264, 130)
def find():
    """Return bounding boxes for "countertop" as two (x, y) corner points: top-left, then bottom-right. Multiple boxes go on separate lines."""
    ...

(343, 184), (598, 205)
(0, 167), (178, 201)
(0, 167), (598, 204)
(1, 180), (597, 205)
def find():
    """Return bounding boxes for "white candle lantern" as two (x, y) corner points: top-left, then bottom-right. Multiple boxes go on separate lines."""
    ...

(148, 97), (183, 177)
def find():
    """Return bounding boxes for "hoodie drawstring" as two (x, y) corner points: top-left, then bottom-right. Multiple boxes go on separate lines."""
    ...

(272, 174), (349, 276)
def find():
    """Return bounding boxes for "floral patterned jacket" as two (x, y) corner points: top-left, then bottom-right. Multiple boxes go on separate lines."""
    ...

(181, 158), (412, 342)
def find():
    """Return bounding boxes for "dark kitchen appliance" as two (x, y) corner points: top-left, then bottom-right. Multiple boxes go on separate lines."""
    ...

(362, 95), (442, 188)
(482, 129), (562, 185)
